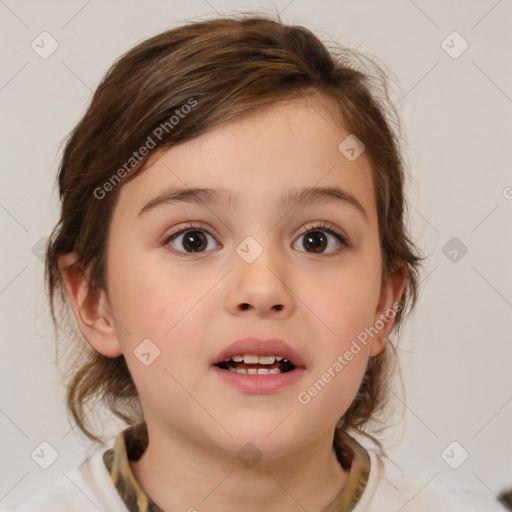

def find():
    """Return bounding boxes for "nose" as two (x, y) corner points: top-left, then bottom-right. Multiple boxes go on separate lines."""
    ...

(225, 243), (295, 319)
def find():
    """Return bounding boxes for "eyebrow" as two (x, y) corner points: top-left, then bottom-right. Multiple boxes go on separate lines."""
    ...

(138, 186), (368, 222)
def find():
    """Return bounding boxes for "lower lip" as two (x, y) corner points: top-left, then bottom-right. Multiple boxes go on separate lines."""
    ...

(211, 365), (306, 394)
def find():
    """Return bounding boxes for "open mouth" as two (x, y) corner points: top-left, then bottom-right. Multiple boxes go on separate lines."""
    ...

(214, 355), (296, 375)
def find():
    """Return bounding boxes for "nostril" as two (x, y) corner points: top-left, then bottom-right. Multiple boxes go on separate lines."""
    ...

(240, 303), (250, 310)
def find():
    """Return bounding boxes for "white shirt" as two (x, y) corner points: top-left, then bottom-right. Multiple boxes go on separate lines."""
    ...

(1, 425), (507, 512)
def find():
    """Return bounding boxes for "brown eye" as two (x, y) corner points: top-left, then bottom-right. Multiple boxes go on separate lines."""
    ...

(303, 231), (327, 253)
(293, 224), (348, 255)
(182, 231), (207, 252)
(167, 229), (218, 253)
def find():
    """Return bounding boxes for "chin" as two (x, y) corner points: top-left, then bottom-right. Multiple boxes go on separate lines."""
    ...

(211, 423), (306, 463)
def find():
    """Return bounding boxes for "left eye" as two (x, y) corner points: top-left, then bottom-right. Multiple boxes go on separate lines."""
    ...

(293, 226), (347, 254)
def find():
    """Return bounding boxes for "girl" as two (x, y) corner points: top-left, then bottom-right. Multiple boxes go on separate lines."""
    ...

(4, 14), (508, 512)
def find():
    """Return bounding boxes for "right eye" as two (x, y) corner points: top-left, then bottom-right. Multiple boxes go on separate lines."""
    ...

(164, 226), (220, 255)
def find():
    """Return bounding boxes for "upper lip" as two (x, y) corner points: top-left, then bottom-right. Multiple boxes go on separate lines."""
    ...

(212, 337), (307, 368)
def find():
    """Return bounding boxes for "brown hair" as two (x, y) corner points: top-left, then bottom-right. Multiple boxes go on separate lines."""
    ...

(46, 14), (425, 447)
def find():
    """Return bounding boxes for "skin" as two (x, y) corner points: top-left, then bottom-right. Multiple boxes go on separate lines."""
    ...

(59, 94), (405, 512)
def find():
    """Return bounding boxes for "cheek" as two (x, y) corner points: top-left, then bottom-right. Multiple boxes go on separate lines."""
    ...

(310, 250), (382, 336)
(108, 247), (185, 330)
(105, 253), (212, 406)
(301, 248), (382, 419)
(297, 345), (369, 427)
(106, 249), (215, 365)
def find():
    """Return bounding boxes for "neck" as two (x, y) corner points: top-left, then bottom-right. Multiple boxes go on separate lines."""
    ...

(129, 423), (350, 512)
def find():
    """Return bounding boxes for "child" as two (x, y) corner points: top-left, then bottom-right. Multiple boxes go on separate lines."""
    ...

(4, 14), (508, 512)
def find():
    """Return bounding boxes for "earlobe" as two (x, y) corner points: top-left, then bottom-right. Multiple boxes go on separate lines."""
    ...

(58, 252), (123, 358)
(369, 265), (407, 357)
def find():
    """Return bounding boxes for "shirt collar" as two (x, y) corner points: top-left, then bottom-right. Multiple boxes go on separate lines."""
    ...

(103, 422), (370, 512)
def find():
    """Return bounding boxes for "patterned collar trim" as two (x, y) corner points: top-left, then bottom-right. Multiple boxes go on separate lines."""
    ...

(103, 422), (370, 512)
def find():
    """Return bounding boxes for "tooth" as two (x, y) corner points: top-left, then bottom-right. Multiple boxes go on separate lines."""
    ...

(258, 355), (275, 365)
(275, 356), (283, 362)
(224, 357), (231, 362)
(228, 367), (237, 372)
(236, 367), (248, 374)
(256, 368), (270, 374)
(231, 355), (243, 362)
(242, 354), (259, 364)
(283, 358), (289, 363)
(247, 368), (257, 374)
(269, 368), (281, 374)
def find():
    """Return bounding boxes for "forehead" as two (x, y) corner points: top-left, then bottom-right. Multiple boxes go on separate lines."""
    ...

(113, 96), (377, 225)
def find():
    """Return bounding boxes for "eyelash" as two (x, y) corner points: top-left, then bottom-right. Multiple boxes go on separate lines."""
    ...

(295, 221), (349, 256)
(163, 220), (349, 257)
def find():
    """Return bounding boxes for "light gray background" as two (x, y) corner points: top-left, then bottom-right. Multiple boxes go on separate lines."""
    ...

(1, 0), (511, 507)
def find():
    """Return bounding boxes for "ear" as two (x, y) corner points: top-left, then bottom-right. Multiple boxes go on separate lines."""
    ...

(58, 252), (123, 358)
(369, 264), (407, 357)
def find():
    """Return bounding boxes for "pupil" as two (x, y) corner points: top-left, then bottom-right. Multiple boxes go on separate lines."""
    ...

(304, 231), (326, 253)
(184, 231), (206, 252)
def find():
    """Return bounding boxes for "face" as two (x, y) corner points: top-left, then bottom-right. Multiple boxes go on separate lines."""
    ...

(96, 96), (401, 458)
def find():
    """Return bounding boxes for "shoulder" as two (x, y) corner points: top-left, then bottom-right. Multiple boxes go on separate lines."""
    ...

(0, 448), (128, 512)
(354, 447), (508, 512)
